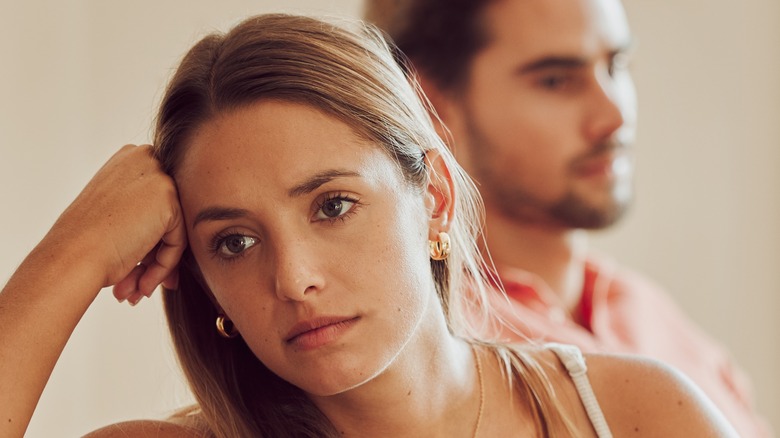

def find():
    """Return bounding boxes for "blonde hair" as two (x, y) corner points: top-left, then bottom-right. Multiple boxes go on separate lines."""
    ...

(154, 13), (574, 437)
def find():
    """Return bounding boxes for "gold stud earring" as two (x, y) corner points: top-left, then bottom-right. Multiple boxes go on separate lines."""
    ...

(428, 231), (451, 261)
(216, 314), (239, 338)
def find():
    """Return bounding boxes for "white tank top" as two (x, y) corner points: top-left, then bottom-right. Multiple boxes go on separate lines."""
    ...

(547, 343), (613, 438)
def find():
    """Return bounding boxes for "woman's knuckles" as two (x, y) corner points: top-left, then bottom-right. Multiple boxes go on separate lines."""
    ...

(52, 145), (184, 286)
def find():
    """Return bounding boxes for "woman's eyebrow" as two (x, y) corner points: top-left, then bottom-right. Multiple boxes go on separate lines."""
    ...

(192, 207), (250, 228)
(287, 169), (360, 198)
(192, 170), (361, 228)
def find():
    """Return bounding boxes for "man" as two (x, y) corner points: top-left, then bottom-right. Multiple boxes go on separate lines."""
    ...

(365, 0), (770, 435)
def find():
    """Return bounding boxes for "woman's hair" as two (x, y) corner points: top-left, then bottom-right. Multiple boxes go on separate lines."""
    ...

(154, 13), (573, 437)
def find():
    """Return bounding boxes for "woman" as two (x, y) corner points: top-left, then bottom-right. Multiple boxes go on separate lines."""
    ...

(0, 14), (736, 437)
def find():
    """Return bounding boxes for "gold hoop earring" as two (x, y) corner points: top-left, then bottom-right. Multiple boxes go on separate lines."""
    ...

(428, 231), (451, 261)
(216, 314), (239, 339)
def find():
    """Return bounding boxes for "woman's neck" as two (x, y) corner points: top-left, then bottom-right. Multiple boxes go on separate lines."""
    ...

(309, 312), (479, 437)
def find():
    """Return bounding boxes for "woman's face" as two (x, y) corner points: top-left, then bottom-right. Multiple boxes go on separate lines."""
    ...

(176, 100), (438, 396)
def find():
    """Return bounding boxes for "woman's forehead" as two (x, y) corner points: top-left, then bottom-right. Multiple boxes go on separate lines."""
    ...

(174, 101), (407, 206)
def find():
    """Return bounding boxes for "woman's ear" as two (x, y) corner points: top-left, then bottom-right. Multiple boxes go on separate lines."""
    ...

(423, 149), (456, 240)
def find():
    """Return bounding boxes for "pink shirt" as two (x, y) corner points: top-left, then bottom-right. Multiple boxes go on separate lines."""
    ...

(482, 255), (771, 437)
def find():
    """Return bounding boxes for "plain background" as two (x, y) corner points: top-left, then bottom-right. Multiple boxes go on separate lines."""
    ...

(0, 1), (777, 436)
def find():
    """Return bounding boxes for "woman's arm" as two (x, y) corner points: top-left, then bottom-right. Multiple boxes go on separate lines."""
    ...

(0, 145), (186, 437)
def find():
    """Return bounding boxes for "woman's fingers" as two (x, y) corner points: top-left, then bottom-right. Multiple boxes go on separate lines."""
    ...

(113, 218), (187, 305)
(112, 248), (158, 303)
(112, 262), (146, 303)
(138, 221), (188, 298)
(161, 269), (180, 291)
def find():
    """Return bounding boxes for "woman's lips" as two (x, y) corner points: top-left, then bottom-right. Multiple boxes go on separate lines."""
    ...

(285, 316), (360, 350)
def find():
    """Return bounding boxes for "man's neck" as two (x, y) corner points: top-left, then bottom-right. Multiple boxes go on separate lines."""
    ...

(482, 209), (588, 313)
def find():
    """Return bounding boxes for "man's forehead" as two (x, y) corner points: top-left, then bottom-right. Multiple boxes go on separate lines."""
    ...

(481, 0), (631, 54)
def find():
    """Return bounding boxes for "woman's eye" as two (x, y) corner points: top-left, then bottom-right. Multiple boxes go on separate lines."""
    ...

(315, 196), (356, 221)
(217, 235), (258, 257)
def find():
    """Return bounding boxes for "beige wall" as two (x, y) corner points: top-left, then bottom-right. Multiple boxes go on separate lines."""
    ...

(0, 1), (776, 436)
(594, 0), (780, 429)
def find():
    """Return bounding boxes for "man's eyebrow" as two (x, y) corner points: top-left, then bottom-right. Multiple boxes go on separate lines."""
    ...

(517, 56), (588, 74)
(517, 42), (636, 75)
(287, 169), (360, 198)
(193, 207), (250, 228)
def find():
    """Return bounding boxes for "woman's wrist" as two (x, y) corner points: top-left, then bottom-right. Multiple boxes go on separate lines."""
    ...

(23, 226), (112, 300)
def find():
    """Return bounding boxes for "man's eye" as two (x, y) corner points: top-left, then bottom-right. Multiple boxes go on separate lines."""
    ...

(538, 74), (571, 90)
(315, 197), (357, 221)
(217, 235), (258, 257)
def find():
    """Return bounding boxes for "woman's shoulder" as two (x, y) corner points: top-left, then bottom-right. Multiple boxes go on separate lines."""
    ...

(501, 343), (738, 436)
(82, 420), (204, 438)
(581, 350), (739, 437)
(83, 408), (210, 438)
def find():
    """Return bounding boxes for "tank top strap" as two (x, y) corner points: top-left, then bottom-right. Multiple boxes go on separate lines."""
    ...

(547, 343), (613, 438)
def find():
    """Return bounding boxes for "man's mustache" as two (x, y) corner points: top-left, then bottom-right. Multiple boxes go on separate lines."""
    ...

(571, 138), (628, 167)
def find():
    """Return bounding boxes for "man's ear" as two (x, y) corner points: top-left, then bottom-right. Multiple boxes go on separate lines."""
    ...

(423, 149), (456, 240)
(416, 74), (464, 149)
(417, 74), (467, 152)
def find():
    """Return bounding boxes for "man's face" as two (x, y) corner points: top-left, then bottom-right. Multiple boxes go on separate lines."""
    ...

(444, 0), (637, 229)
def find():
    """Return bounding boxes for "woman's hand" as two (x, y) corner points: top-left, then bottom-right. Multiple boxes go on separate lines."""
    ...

(48, 144), (187, 304)
(0, 144), (187, 437)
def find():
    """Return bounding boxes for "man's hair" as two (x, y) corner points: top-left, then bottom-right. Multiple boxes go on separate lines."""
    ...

(364, 0), (496, 91)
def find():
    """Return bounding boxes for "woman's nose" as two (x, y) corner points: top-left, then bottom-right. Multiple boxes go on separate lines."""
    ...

(271, 237), (325, 302)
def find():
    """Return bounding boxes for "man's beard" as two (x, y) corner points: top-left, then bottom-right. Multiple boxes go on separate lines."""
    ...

(462, 118), (632, 230)
(547, 139), (633, 229)
(547, 187), (630, 229)
(482, 178), (631, 229)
